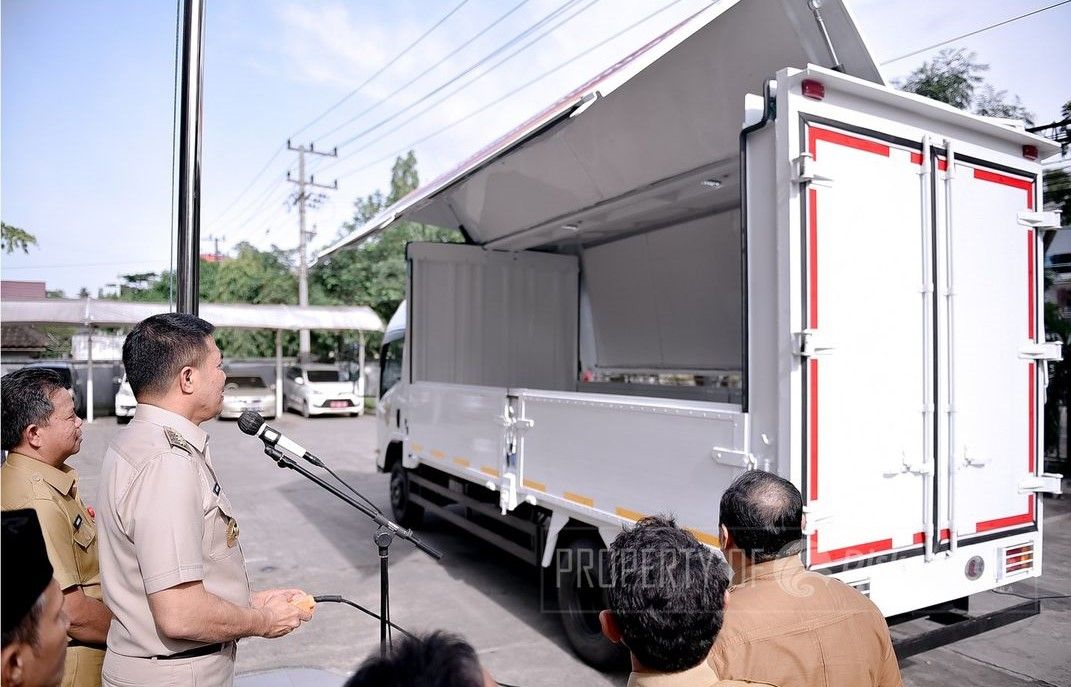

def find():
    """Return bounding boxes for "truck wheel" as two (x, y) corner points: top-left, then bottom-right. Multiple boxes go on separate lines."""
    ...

(390, 463), (424, 528)
(555, 537), (628, 671)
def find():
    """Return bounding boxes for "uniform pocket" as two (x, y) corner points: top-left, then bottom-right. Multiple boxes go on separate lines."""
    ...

(72, 522), (96, 550)
(206, 499), (240, 562)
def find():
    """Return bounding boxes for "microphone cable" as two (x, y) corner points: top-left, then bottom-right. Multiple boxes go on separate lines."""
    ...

(312, 595), (523, 687)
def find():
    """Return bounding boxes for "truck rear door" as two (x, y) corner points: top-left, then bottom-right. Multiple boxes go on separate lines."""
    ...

(778, 69), (1047, 579)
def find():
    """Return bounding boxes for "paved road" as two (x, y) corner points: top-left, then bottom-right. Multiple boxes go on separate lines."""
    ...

(71, 413), (1069, 686)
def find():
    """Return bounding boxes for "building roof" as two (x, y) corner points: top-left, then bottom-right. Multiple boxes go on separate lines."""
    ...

(0, 299), (383, 332)
(1, 281), (47, 301)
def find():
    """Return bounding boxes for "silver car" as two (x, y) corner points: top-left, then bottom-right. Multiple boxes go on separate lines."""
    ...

(283, 363), (363, 418)
(220, 374), (276, 420)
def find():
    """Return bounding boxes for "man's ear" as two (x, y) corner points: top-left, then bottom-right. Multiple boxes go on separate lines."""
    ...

(599, 609), (623, 644)
(2, 643), (26, 687)
(179, 366), (196, 394)
(719, 524), (733, 552)
(23, 422), (45, 451)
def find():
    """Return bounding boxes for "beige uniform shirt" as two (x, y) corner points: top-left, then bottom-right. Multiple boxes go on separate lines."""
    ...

(2, 452), (105, 687)
(628, 660), (776, 687)
(709, 556), (903, 687)
(96, 404), (250, 658)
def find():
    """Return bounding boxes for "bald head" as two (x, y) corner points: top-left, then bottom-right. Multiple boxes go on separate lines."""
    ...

(719, 470), (803, 563)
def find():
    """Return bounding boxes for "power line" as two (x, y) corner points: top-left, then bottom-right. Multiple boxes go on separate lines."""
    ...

(315, 0), (584, 154)
(326, 0), (605, 171)
(331, 0), (689, 184)
(290, 0), (472, 142)
(206, 146), (285, 225)
(881, 0), (1071, 65)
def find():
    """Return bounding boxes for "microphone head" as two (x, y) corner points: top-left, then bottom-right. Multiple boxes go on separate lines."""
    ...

(238, 411), (265, 436)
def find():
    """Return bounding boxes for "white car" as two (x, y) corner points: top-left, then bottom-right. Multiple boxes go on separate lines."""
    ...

(114, 376), (136, 424)
(283, 363), (363, 418)
(220, 374), (276, 420)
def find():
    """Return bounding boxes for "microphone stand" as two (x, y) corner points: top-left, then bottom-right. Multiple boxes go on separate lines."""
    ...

(260, 444), (442, 655)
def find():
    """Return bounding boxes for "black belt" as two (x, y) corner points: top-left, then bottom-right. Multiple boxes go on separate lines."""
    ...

(67, 640), (105, 650)
(155, 642), (228, 660)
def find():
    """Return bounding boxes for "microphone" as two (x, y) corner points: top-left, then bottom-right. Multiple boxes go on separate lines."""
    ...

(238, 411), (325, 467)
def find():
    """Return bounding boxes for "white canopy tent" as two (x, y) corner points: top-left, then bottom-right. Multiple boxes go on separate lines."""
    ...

(1, 298), (384, 421)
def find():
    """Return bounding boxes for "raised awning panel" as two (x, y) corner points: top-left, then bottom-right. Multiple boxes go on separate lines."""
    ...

(319, 0), (881, 256)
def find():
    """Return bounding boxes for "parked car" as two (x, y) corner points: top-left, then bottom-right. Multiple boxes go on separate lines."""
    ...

(114, 375), (136, 424)
(220, 374), (276, 420)
(283, 363), (362, 418)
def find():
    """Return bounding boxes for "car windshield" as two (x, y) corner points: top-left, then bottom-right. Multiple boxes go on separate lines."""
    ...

(306, 370), (346, 383)
(225, 376), (268, 390)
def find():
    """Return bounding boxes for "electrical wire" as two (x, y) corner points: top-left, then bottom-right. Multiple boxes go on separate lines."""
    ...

(880, 0), (1071, 65)
(330, 0), (688, 183)
(316, 0), (598, 176)
(206, 147), (285, 227)
(317, 0), (586, 156)
(310, 0), (542, 147)
(291, 0), (473, 142)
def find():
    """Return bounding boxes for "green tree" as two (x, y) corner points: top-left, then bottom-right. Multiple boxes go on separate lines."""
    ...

(897, 48), (987, 110)
(312, 151), (461, 355)
(1, 221), (37, 254)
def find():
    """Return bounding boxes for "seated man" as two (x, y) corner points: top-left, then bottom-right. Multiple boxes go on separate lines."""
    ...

(710, 470), (902, 687)
(599, 515), (774, 687)
(345, 631), (497, 687)
(2, 509), (72, 687)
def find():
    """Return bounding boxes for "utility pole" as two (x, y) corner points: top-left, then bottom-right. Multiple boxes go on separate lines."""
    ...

(287, 140), (337, 361)
(202, 233), (225, 260)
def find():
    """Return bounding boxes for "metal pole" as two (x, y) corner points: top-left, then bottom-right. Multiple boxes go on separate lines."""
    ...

(297, 149), (310, 360)
(275, 330), (284, 418)
(358, 331), (366, 405)
(86, 326), (95, 424)
(175, 0), (206, 315)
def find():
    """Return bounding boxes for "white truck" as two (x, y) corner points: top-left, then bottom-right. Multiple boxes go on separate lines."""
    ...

(323, 0), (1064, 668)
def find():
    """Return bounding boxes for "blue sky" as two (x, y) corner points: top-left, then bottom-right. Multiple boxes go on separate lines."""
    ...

(2, 0), (1069, 297)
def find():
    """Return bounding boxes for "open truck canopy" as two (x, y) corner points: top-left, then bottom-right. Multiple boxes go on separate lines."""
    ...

(319, 0), (884, 257)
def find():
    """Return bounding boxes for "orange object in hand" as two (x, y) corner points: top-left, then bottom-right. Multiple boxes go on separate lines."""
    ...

(290, 593), (316, 613)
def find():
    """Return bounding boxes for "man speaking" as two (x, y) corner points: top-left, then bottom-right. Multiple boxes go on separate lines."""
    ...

(96, 313), (314, 686)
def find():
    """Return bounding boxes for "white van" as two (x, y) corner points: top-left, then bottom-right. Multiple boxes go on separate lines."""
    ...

(325, 0), (1063, 668)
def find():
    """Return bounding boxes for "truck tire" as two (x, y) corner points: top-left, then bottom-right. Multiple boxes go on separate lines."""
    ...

(390, 463), (424, 528)
(555, 537), (629, 671)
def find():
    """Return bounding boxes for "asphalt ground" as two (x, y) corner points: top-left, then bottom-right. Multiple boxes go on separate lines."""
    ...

(70, 413), (1070, 686)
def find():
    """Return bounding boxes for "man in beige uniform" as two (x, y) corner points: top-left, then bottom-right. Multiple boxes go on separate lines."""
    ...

(96, 313), (313, 687)
(2, 368), (112, 687)
(709, 471), (902, 687)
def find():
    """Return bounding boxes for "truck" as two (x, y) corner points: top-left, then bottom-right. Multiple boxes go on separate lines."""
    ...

(321, 0), (1064, 668)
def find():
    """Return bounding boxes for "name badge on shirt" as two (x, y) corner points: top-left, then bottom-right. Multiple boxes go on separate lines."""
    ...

(73, 515), (83, 530)
(213, 482), (221, 496)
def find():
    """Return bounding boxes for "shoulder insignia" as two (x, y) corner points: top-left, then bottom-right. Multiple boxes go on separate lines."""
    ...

(164, 427), (192, 454)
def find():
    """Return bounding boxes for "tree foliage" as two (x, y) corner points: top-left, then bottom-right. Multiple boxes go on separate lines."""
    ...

(897, 49), (988, 110)
(1, 221), (38, 254)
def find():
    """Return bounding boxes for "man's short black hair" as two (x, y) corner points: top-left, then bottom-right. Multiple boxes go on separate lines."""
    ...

(607, 515), (729, 673)
(1, 368), (67, 451)
(1, 593), (44, 648)
(719, 470), (804, 563)
(345, 632), (486, 687)
(122, 313), (215, 399)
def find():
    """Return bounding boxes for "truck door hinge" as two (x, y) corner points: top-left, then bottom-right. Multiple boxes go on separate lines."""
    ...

(1017, 210), (1062, 230)
(884, 452), (932, 477)
(711, 447), (756, 469)
(794, 153), (834, 187)
(1018, 473), (1064, 495)
(1019, 341), (1063, 361)
(794, 330), (836, 357)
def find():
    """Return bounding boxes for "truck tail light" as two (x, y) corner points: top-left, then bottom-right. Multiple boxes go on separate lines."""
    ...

(1023, 145), (1039, 161)
(802, 79), (825, 101)
(999, 542), (1035, 580)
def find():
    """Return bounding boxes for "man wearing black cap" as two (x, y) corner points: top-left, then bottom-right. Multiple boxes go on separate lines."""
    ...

(2, 509), (72, 687)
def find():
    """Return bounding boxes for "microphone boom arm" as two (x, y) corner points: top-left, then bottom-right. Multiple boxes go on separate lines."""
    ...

(261, 444), (442, 560)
